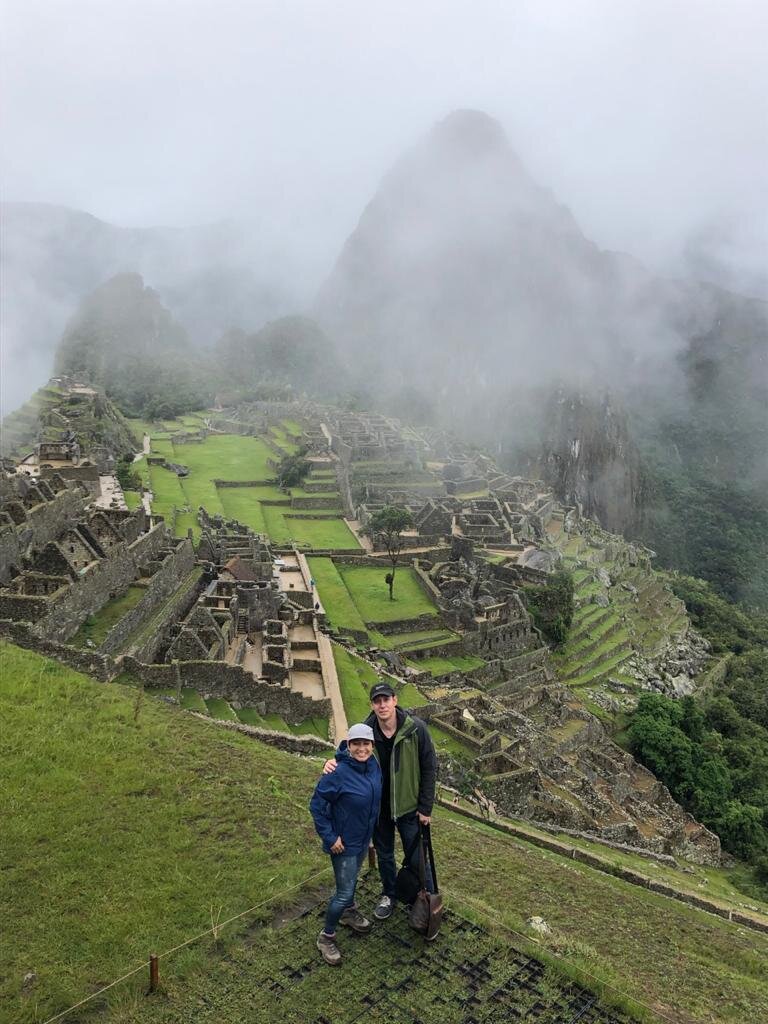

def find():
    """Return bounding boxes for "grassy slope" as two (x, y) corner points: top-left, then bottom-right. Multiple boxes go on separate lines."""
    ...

(307, 557), (369, 636)
(71, 586), (147, 647)
(337, 565), (439, 622)
(3, 642), (768, 1024)
(0, 642), (326, 1024)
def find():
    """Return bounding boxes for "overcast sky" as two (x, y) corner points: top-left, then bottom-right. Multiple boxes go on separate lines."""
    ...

(2, 0), (767, 290)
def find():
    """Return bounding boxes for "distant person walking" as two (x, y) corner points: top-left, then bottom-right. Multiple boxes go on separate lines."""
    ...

(324, 682), (438, 920)
(310, 723), (382, 966)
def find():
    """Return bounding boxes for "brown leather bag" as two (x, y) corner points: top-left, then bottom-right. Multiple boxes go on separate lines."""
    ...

(408, 824), (443, 941)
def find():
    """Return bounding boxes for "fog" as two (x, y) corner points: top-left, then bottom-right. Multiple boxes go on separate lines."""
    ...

(1, 0), (767, 413)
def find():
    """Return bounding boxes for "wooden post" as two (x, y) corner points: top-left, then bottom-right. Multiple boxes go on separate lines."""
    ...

(149, 953), (159, 993)
(368, 844), (376, 869)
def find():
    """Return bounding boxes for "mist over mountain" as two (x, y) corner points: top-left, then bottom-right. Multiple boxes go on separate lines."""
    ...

(215, 316), (349, 399)
(0, 202), (298, 414)
(317, 110), (768, 603)
(54, 273), (212, 417)
(317, 111), (685, 397)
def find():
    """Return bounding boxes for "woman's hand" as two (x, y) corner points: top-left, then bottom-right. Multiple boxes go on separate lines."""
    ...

(323, 759), (338, 775)
(330, 836), (345, 854)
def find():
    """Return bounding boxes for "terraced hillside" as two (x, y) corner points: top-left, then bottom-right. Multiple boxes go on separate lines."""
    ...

(546, 514), (693, 719)
(148, 683), (331, 741)
(131, 416), (360, 550)
(1, 380), (137, 460)
(4, 642), (768, 1024)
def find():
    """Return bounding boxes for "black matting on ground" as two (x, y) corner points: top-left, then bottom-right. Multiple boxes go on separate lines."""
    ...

(236, 876), (639, 1024)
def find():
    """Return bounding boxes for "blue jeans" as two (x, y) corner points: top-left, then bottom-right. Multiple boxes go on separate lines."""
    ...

(373, 811), (434, 899)
(323, 849), (367, 934)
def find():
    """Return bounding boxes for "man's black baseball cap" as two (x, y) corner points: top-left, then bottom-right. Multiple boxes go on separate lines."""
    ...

(370, 682), (396, 700)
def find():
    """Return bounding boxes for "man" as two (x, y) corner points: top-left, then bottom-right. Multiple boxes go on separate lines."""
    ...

(325, 681), (438, 919)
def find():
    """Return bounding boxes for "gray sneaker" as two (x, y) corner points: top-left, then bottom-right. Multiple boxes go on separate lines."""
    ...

(373, 895), (394, 920)
(316, 931), (342, 966)
(339, 906), (372, 934)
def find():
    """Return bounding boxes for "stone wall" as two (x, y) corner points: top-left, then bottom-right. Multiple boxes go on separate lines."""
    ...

(290, 496), (340, 510)
(25, 523), (169, 643)
(0, 485), (87, 583)
(130, 569), (205, 663)
(0, 619), (119, 681)
(367, 613), (442, 635)
(126, 658), (329, 723)
(100, 539), (196, 654)
(187, 713), (331, 754)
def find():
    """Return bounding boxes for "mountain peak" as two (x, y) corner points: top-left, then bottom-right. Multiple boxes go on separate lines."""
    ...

(429, 109), (509, 156)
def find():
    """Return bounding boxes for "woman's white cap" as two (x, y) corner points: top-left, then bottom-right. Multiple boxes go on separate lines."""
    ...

(347, 723), (375, 742)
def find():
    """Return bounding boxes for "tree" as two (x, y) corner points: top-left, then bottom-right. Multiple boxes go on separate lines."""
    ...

(277, 449), (310, 488)
(365, 505), (414, 601)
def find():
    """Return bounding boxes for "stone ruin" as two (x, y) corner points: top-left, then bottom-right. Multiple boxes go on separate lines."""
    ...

(421, 687), (721, 865)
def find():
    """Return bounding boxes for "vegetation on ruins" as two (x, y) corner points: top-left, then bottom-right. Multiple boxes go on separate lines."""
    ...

(277, 448), (311, 488)
(363, 504), (414, 600)
(522, 569), (575, 647)
(116, 455), (142, 493)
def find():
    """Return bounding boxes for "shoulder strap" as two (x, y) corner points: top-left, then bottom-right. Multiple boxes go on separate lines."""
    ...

(421, 824), (439, 893)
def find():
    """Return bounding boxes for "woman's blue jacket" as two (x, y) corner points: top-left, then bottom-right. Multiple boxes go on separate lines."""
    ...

(309, 744), (382, 856)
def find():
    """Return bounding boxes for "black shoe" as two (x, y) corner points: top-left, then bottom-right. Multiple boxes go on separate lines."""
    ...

(374, 895), (394, 920)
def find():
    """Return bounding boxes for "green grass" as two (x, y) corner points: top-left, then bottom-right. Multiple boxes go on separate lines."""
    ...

(337, 565), (439, 623)
(289, 486), (341, 500)
(126, 418), (153, 443)
(0, 641), (330, 1024)
(3, 641), (768, 1024)
(269, 425), (300, 454)
(123, 489), (142, 510)
(179, 688), (208, 712)
(173, 434), (276, 482)
(368, 627), (458, 650)
(290, 717), (330, 741)
(283, 516), (361, 550)
(280, 418), (304, 435)
(204, 698), (239, 721)
(149, 438), (175, 458)
(408, 653), (486, 676)
(216, 488), (268, 533)
(261, 504), (292, 544)
(332, 644), (378, 723)
(236, 708), (328, 742)
(307, 557), (368, 636)
(70, 586), (147, 648)
(148, 463), (187, 517)
(132, 455), (150, 488)
(173, 512), (198, 539)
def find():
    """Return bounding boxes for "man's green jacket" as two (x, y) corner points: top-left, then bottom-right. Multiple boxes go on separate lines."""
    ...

(364, 706), (438, 819)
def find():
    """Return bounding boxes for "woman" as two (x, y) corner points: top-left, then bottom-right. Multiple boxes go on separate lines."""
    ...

(309, 722), (382, 965)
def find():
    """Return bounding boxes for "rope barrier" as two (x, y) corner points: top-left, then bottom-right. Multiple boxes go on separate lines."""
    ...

(441, 885), (678, 1024)
(39, 865), (332, 1024)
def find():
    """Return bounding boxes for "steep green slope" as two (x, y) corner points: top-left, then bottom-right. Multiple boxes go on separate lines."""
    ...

(4, 642), (768, 1024)
(0, 380), (137, 460)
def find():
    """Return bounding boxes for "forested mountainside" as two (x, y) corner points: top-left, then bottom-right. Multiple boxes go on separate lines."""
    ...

(0, 201), (295, 414)
(54, 273), (212, 418)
